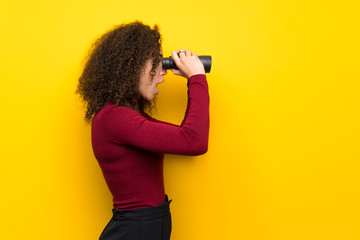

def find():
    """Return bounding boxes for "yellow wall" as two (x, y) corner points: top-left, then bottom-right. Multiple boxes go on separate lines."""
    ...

(1, 0), (359, 239)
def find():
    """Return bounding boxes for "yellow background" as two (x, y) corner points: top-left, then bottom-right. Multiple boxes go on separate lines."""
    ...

(1, 0), (359, 239)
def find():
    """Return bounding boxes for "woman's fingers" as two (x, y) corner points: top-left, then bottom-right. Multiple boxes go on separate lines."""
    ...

(172, 50), (180, 61)
(170, 69), (182, 76)
(171, 51), (182, 71)
(170, 51), (185, 77)
(171, 49), (205, 78)
(179, 49), (186, 57)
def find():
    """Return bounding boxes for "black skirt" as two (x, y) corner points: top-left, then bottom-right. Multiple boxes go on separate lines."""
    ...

(99, 195), (172, 240)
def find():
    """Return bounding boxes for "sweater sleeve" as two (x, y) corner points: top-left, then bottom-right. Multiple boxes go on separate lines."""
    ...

(102, 74), (209, 156)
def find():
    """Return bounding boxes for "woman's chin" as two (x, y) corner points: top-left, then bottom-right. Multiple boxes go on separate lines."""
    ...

(147, 95), (155, 101)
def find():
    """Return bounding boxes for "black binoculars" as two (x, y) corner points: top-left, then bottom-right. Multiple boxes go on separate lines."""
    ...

(162, 55), (212, 73)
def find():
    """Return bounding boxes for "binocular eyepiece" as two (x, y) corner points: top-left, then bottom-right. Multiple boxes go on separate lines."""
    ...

(162, 55), (212, 73)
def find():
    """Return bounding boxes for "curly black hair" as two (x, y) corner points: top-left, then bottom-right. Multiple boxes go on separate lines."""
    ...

(76, 21), (162, 123)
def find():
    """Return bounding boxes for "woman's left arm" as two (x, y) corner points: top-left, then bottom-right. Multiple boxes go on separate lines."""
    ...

(101, 75), (209, 156)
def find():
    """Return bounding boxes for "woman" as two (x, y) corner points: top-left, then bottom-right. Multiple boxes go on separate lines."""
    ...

(76, 21), (209, 240)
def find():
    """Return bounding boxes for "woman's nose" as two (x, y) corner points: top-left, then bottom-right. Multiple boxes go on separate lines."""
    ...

(161, 68), (167, 76)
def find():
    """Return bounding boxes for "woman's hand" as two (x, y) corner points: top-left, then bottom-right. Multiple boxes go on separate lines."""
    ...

(170, 49), (205, 79)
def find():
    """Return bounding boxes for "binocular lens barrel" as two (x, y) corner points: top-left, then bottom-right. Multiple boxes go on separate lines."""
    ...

(162, 55), (212, 73)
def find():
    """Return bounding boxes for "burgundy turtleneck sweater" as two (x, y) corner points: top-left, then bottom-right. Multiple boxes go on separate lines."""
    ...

(91, 74), (209, 210)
